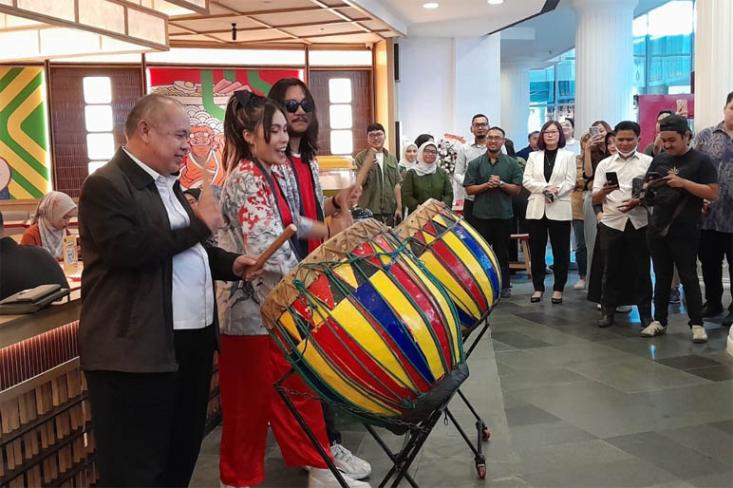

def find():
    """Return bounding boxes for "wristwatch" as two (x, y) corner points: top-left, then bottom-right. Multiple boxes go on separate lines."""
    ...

(499, 180), (505, 188)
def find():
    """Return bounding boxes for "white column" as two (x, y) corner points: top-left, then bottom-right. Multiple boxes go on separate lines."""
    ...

(694, 0), (733, 129)
(396, 35), (501, 143)
(572, 0), (638, 133)
(453, 35), (502, 132)
(501, 62), (531, 143)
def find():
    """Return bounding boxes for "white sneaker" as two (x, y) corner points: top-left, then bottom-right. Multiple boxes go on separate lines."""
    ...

(308, 467), (371, 488)
(616, 305), (633, 313)
(331, 443), (372, 480)
(573, 279), (586, 290)
(597, 303), (602, 310)
(640, 321), (666, 337)
(691, 325), (708, 344)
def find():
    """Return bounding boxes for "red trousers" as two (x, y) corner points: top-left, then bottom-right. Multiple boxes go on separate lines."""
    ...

(219, 335), (331, 487)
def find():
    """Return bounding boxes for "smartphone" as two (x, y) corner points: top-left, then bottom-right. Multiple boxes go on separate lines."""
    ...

(589, 126), (600, 137)
(646, 171), (662, 180)
(605, 171), (619, 187)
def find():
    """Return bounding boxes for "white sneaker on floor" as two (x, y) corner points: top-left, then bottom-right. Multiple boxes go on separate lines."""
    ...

(597, 303), (602, 310)
(616, 305), (633, 313)
(308, 467), (371, 488)
(573, 279), (586, 290)
(640, 321), (666, 337)
(331, 443), (372, 480)
(691, 325), (708, 344)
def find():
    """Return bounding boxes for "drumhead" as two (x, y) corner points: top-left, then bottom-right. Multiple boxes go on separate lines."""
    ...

(261, 218), (389, 329)
(394, 198), (449, 240)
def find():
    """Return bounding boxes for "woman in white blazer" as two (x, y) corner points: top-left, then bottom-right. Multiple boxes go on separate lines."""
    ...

(523, 120), (577, 304)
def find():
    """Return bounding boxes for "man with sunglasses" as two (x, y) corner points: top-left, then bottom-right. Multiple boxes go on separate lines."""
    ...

(267, 79), (370, 483)
(354, 123), (402, 225)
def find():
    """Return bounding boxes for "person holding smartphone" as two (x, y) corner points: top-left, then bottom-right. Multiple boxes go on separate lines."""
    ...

(634, 116), (719, 343)
(523, 121), (577, 304)
(590, 121), (653, 328)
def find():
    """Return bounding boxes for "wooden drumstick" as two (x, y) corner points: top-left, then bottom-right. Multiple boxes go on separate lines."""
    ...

(254, 224), (297, 269)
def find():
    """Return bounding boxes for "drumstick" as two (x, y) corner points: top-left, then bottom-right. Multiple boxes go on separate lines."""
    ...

(254, 224), (297, 269)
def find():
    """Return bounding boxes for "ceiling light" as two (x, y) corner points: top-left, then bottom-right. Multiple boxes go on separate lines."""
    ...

(488, 0), (504, 5)
(423, 2), (439, 9)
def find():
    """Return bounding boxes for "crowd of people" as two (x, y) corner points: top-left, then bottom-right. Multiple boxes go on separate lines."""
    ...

(357, 97), (730, 347)
(0, 82), (730, 488)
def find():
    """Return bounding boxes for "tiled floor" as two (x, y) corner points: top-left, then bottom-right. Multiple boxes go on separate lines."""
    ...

(191, 272), (733, 487)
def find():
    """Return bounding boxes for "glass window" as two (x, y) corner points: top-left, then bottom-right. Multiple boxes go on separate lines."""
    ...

(83, 76), (112, 104)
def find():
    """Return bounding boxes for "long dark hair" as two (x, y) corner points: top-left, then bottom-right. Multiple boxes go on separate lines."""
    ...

(223, 90), (284, 171)
(267, 78), (319, 163)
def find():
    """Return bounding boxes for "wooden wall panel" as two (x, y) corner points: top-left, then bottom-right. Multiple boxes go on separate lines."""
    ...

(49, 67), (142, 198)
(309, 69), (372, 157)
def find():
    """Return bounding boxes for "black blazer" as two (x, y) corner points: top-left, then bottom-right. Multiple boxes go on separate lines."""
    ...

(78, 148), (239, 373)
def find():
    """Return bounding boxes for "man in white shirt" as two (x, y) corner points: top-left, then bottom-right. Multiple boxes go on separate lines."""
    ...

(455, 114), (489, 225)
(79, 94), (260, 486)
(592, 121), (653, 328)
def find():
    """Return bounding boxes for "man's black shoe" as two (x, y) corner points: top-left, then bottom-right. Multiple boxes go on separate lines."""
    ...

(701, 301), (725, 318)
(722, 309), (733, 327)
(598, 314), (615, 328)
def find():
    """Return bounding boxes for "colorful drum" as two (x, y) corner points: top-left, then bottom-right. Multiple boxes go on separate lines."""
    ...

(395, 199), (502, 333)
(261, 219), (468, 433)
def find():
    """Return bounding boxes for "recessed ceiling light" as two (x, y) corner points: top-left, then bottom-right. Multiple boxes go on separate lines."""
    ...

(488, 0), (504, 5)
(423, 2), (439, 9)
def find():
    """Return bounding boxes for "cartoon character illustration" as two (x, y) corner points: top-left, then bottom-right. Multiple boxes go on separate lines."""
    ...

(178, 125), (226, 189)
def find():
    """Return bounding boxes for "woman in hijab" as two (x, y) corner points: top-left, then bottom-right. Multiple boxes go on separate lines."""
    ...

(401, 141), (453, 215)
(21, 191), (77, 258)
(398, 143), (418, 173)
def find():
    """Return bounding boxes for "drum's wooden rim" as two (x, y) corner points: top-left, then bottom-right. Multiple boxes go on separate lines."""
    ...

(394, 198), (451, 240)
(261, 218), (390, 329)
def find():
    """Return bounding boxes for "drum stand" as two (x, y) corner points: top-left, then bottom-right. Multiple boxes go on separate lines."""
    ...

(274, 318), (493, 488)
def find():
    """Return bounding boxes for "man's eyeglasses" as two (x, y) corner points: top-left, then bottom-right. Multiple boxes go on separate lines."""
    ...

(284, 99), (314, 113)
(368, 132), (385, 138)
(486, 136), (504, 141)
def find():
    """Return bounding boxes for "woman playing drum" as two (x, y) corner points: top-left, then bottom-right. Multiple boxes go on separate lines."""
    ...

(215, 90), (365, 488)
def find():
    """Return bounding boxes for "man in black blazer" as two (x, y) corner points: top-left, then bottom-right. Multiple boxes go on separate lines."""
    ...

(78, 94), (259, 487)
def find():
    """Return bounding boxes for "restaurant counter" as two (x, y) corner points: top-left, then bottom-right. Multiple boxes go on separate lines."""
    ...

(0, 269), (222, 487)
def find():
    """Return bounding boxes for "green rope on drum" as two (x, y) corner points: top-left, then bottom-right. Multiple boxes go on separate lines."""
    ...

(289, 277), (419, 413)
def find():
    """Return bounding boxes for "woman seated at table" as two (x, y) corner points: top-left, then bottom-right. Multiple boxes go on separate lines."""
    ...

(401, 141), (453, 215)
(21, 191), (77, 259)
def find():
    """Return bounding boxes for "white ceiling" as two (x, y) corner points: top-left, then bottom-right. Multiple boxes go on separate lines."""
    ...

(499, 0), (673, 66)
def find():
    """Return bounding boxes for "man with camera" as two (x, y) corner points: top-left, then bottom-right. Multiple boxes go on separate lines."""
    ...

(635, 115), (719, 343)
(592, 121), (653, 328)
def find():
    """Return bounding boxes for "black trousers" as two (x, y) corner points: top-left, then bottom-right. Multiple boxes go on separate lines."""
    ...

(508, 191), (529, 262)
(699, 229), (733, 309)
(322, 401), (340, 445)
(86, 325), (216, 487)
(473, 218), (512, 290)
(526, 217), (571, 292)
(598, 222), (652, 316)
(463, 199), (477, 230)
(648, 233), (703, 327)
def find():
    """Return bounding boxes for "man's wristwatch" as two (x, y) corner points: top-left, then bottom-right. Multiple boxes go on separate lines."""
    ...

(499, 180), (505, 188)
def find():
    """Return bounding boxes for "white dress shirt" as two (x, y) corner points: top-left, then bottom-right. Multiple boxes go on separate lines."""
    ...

(592, 151), (652, 231)
(455, 142), (487, 203)
(124, 148), (214, 330)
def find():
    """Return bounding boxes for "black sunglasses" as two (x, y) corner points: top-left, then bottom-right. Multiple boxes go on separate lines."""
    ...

(283, 98), (314, 113)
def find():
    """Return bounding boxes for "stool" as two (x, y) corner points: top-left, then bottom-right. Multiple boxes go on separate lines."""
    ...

(510, 233), (531, 277)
